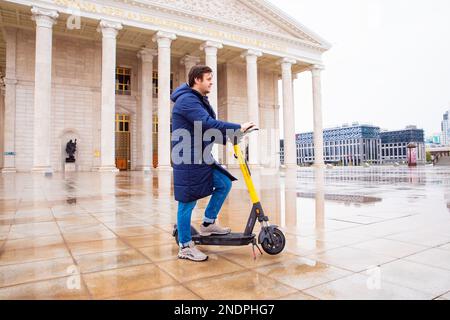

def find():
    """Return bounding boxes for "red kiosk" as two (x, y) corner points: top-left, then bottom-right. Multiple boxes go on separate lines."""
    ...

(407, 143), (417, 167)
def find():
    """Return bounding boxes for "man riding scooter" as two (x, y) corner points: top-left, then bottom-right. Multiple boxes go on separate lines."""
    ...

(170, 65), (255, 262)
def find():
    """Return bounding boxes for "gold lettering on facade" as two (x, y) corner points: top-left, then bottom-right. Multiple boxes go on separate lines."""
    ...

(52, 0), (286, 52)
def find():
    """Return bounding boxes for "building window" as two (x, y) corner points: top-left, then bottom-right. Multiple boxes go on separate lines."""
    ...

(115, 114), (130, 132)
(116, 67), (131, 95)
(153, 71), (174, 96)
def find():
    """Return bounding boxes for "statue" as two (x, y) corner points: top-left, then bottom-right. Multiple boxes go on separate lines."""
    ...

(65, 139), (77, 163)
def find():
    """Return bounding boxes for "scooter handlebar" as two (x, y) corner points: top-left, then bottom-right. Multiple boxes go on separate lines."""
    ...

(231, 125), (259, 146)
(243, 125), (259, 134)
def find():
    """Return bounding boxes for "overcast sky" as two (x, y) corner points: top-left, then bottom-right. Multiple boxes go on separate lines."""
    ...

(267, 0), (450, 137)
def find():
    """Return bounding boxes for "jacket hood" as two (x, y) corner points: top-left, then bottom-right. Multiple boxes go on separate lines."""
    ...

(171, 83), (194, 103)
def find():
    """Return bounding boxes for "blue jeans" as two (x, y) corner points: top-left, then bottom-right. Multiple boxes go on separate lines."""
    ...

(177, 169), (232, 247)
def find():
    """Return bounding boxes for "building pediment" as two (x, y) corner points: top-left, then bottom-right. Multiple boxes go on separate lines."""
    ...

(126, 0), (330, 50)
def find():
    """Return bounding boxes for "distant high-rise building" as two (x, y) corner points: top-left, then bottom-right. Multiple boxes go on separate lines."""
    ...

(441, 111), (449, 146)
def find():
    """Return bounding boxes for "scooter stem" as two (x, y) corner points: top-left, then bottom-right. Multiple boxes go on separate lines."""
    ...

(233, 144), (260, 204)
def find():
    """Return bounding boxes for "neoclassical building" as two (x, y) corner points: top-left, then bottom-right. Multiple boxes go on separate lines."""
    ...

(0, 0), (330, 173)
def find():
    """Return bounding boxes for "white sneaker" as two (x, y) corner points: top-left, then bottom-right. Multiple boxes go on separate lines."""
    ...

(199, 222), (231, 237)
(178, 242), (208, 262)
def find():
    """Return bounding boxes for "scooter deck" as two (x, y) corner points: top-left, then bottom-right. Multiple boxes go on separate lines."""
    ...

(191, 232), (256, 246)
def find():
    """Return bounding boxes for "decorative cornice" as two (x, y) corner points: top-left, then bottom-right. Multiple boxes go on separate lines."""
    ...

(200, 41), (223, 51)
(310, 64), (325, 75)
(152, 31), (177, 47)
(246, 0), (331, 49)
(180, 55), (201, 66)
(152, 31), (177, 41)
(241, 49), (263, 59)
(31, 6), (58, 28)
(277, 57), (297, 66)
(97, 20), (123, 38)
(137, 47), (157, 62)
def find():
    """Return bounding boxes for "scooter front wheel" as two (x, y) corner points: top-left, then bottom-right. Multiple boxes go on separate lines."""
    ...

(260, 228), (286, 255)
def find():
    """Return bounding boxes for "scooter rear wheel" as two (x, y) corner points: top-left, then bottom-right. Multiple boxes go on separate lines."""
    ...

(261, 228), (286, 255)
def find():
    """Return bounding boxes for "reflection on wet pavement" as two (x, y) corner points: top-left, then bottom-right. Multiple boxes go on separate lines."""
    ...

(0, 166), (449, 300)
(297, 193), (382, 204)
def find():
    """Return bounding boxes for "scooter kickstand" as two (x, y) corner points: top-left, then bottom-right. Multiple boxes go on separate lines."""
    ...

(251, 240), (263, 260)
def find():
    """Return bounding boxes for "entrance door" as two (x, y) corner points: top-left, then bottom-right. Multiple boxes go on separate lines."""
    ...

(115, 114), (130, 171)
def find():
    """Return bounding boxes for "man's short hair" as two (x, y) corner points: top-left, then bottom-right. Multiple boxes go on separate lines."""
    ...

(188, 65), (213, 87)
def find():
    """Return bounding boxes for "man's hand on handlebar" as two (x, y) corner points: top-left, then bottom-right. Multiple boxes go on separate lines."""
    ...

(240, 122), (256, 133)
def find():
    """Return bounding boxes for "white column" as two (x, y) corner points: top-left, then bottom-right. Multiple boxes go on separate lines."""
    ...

(153, 31), (176, 170)
(180, 55), (200, 82)
(137, 48), (157, 172)
(200, 41), (222, 160)
(31, 7), (58, 174)
(278, 58), (297, 168)
(96, 20), (122, 172)
(2, 27), (17, 173)
(241, 49), (262, 167)
(311, 65), (325, 167)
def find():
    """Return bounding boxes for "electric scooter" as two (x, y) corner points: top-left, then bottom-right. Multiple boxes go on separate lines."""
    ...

(172, 126), (286, 258)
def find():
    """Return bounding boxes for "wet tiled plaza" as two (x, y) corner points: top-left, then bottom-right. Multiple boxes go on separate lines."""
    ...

(0, 166), (449, 300)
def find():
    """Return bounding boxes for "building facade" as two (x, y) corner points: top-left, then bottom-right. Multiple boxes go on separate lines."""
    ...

(0, 0), (330, 173)
(380, 126), (426, 164)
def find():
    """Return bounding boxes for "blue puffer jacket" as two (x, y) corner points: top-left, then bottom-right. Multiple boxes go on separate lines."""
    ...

(171, 83), (241, 203)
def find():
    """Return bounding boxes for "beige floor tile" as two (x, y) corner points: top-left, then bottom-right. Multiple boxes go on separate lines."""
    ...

(303, 273), (432, 300)
(437, 243), (450, 251)
(308, 247), (397, 272)
(82, 264), (177, 299)
(8, 222), (60, 239)
(350, 238), (427, 258)
(307, 231), (375, 246)
(157, 254), (244, 282)
(216, 246), (297, 268)
(57, 218), (102, 231)
(68, 238), (129, 256)
(3, 234), (65, 251)
(124, 232), (174, 248)
(379, 260), (450, 296)
(438, 291), (450, 300)
(74, 249), (150, 273)
(284, 235), (342, 256)
(0, 244), (71, 266)
(109, 285), (201, 300)
(404, 248), (450, 270)
(62, 229), (117, 244)
(0, 257), (76, 288)
(185, 270), (297, 300)
(139, 243), (180, 262)
(385, 231), (450, 247)
(109, 225), (162, 237)
(276, 292), (319, 300)
(255, 257), (352, 290)
(0, 276), (90, 300)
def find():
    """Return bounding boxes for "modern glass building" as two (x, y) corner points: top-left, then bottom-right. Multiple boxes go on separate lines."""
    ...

(280, 124), (426, 166)
(284, 124), (382, 166)
(380, 126), (426, 164)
